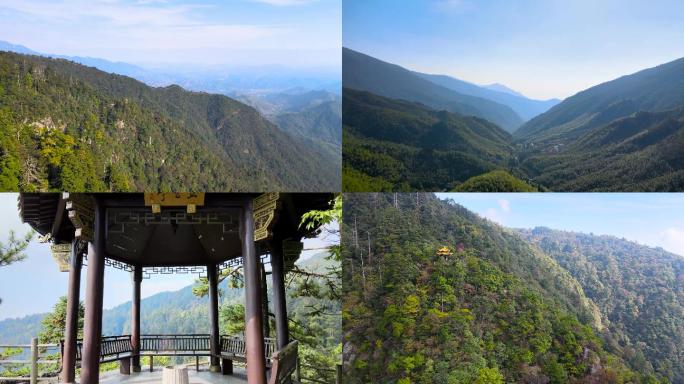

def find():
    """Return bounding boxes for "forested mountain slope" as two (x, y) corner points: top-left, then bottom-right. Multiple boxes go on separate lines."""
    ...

(415, 72), (560, 121)
(519, 107), (684, 191)
(0, 51), (338, 191)
(506, 56), (684, 191)
(342, 193), (673, 383)
(515, 57), (684, 143)
(342, 48), (523, 132)
(518, 227), (684, 383)
(342, 89), (514, 191)
(0, 281), (236, 344)
(451, 170), (540, 192)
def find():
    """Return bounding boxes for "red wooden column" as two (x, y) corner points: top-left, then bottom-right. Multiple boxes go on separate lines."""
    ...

(61, 240), (82, 383)
(81, 197), (106, 384)
(207, 263), (221, 372)
(131, 265), (142, 372)
(261, 263), (270, 338)
(270, 239), (289, 349)
(242, 200), (266, 384)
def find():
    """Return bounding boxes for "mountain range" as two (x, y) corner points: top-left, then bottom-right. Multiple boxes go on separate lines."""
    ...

(343, 48), (526, 133)
(0, 41), (341, 96)
(235, 88), (342, 153)
(414, 72), (559, 121)
(343, 47), (684, 191)
(0, 48), (340, 191)
(0, 253), (334, 343)
(342, 193), (684, 383)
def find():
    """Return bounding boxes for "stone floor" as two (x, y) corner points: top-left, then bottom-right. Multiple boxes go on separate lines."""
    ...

(99, 366), (248, 383)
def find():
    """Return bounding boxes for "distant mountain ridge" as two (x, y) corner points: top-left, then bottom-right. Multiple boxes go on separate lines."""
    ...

(483, 83), (526, 97)
(342, 48), (524, 132)
(236, 88), (342, 163)
(414, 72), (560, 121)
(0, 253), (332, 344)
(0, 40), (339, 95)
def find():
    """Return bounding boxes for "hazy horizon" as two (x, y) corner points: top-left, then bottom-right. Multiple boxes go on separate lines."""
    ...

(344, 0), (684, 100)
(0, 0), (341, 71)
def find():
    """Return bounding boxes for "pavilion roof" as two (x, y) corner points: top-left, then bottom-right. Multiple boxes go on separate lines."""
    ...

(18, 193), (333, 267)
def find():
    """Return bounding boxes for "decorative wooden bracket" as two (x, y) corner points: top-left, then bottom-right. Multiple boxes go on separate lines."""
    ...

(253, 193), (280, 242)
(65, 194), (95, 242)
(50, 243), (71, 272)
(143, 193), (205, 213)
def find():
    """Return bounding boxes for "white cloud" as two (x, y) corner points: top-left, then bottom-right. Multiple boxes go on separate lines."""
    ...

(249, 0), (318, 6)
(432, 0), (472, 12)
(498, 199), (511, 213)
(483, 208), (503, 225)
(480, 199), (512, 225)
(0, 0), (203, 27)
(0, 0), (340, 66)
(660, 227), (684, 256)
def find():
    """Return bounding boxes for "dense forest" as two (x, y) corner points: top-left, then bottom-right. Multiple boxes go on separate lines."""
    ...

(342, 193), (680, 383)
(518, 228), (684, 382)
(451, 170), (541, 192)
(342, 50), (684, 192)
(342, 89), (538, 191)
(0, 51), (339, 192)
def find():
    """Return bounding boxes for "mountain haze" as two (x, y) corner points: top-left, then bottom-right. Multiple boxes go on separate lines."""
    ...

(483, 83), (526, 98)
(415, 72), (560, 121)
(342, 48), (524, 132)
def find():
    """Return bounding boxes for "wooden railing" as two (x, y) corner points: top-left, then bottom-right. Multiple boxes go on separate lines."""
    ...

(0, 338), (60, 384)
(3, 337), (341, 383)
(219, 336), (276, 360)
(74, 335), (133, 362)
(268, 340), (298, 384)
(141, 334), (210, 354)
(73, 334), (276, 361)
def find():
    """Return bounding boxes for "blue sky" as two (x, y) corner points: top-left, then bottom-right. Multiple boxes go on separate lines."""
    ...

(344, 0), (684, 99)
(0, 194), (337, 320)
(0, 0), (341, 69)
(436, 193), (684, 258)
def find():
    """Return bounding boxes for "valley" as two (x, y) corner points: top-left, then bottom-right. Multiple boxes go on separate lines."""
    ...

(342, 48), (684, 192)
